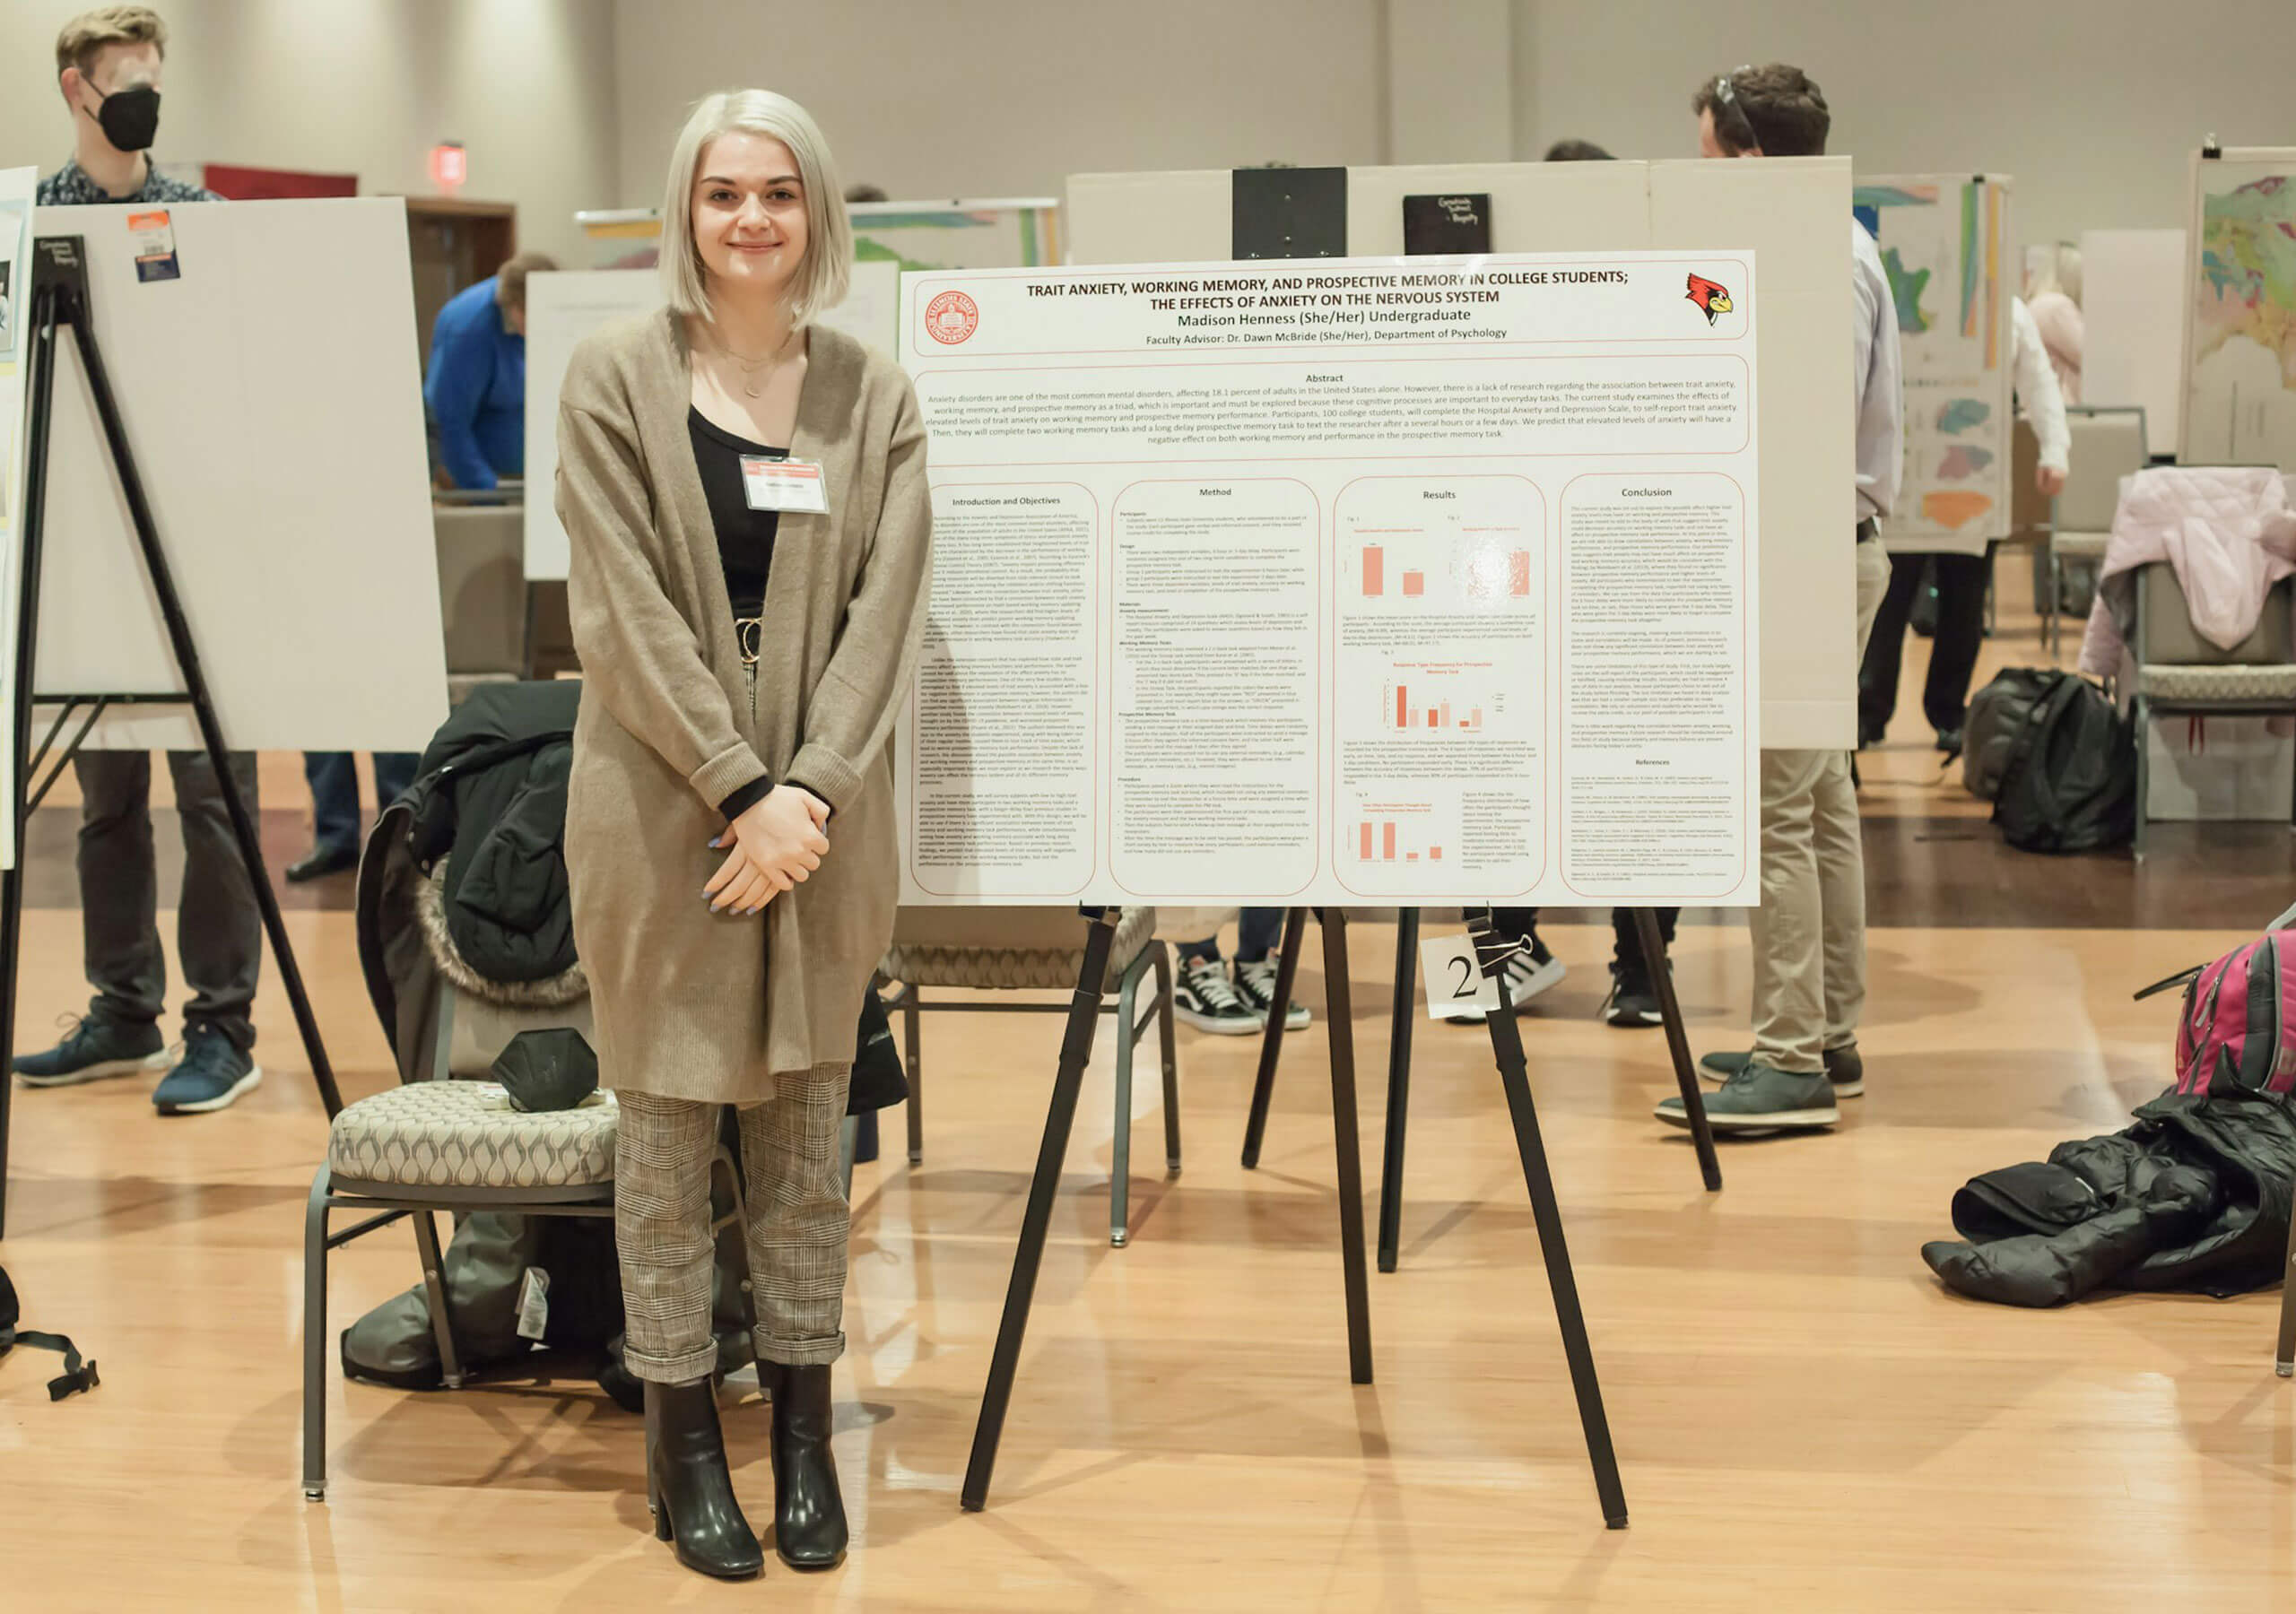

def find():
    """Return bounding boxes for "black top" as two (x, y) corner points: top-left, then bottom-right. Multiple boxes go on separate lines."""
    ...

(688, 405), (787, 612)
(686, 406), (815, 825)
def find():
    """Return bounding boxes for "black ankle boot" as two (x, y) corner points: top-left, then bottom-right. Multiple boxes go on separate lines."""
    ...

(645, 1377), (764, 1580)
(765, 1362), (848, 1570)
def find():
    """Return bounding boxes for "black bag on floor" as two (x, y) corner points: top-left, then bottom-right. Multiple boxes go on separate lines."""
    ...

(1961, 667), (2059, 801)
(1991, 672), (2136, 854)
(0, 1263), (98, 1400)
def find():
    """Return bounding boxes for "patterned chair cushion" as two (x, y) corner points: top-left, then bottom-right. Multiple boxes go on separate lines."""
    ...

(328, 1080), (618, 1190)
(2137, 663), (2296, 704)
(881, 906), (1161, 991)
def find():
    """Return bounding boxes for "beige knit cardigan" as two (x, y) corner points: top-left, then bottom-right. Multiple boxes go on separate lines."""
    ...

(556, 310), (930, 1103)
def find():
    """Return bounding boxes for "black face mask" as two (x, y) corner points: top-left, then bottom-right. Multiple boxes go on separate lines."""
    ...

(87, 83), (161, 153)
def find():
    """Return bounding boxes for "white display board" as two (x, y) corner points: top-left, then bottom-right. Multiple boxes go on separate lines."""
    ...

(0, 166), (34, 869)
(897, 252), (1760, 908)
(1068, 160), (1853, 751)
(2083, 227), (2186, 442)
(30, 198), (448, 752)
(2182, 149), (2296, 470)
(521, 259), (900, 581)
(1853, 175), (2016, 554)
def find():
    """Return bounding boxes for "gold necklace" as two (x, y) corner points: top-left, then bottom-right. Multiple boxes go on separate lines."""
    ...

(710, 326), (798, 398)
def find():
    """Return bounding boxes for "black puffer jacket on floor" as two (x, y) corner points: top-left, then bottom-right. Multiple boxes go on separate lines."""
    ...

(1922, 1091), (2296, 1306)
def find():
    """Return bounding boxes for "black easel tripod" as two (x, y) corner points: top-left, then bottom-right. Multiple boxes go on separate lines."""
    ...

(959, 904), (1628, 1530)
(1244, 907), (1721, 1278)
(0, 235), (344, 1238)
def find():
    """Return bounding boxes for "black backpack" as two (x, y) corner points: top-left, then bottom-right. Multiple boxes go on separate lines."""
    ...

(0, 1263), (98, 1401)
(1961, 666), (2059, 802)
(1991, 672), (2136, 854)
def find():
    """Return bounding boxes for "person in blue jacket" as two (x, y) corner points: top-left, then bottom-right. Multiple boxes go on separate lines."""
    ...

(425, 249), (554, 490)
(288, 251), (558, 881)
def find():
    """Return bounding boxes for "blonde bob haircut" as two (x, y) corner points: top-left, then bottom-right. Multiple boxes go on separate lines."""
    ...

(660, 89), (851, 327)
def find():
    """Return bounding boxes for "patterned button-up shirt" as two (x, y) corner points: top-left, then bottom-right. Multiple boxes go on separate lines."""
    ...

(37, 156), (220, 206)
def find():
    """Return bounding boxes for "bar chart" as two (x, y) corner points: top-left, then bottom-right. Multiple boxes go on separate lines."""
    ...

(1353, 818), (1444, 863)
(1384, 681), (1487, 732)
(1358, 540), (1532, 603)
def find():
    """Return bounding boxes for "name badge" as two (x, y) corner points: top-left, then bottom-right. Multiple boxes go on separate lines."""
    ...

(742, 457), (829, 513)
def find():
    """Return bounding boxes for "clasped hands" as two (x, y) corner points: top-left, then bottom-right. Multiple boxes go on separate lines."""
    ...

(705, 785), (830, 915)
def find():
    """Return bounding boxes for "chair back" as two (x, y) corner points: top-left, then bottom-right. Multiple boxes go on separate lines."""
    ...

(2135, 565), (2296, 667)
(2057, 406), (2149, 534)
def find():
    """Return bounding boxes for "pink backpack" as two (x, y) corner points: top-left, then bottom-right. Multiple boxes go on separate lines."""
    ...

(2166, 932), (2296, 1098)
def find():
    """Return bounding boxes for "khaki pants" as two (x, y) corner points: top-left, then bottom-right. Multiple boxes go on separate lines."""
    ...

(1748, 536), (1892, 1074)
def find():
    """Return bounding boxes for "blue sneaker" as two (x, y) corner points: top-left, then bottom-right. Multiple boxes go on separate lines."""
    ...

(13, 1015), (170, 1088)
(152, 1031), (263, 1115)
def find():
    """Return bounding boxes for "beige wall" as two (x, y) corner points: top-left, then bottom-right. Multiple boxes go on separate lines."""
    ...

(0, 0), (618, 265)
(612, 0), (1388, 213)
(1514, 0), (2289, 246)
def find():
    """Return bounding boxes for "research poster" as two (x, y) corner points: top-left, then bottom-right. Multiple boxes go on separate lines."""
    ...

(897, 251), (1761, 908)
(2183, 151), (2296, 471)
(1854, 175), (2014, 553)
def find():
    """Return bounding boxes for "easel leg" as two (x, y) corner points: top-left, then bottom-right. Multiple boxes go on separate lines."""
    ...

(1239, 907), (1307, 1169)
(63, 314), (344, 1117)
(1318, 908), (1375, 1385)
(1377, 907), (1419, 1273)
(1635, 909), (1721, 1193)
(961, 908), (1120, 1513)
(0, 286), (68, 1238)
(1481, 980), (1630, 1528)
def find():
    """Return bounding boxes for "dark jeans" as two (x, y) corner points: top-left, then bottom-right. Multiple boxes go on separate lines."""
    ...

(303, 751), (421, 854)
(1491, 907), (1677, 974)
(1178, 907), (1286, 964)
(74, 749), (262, 1052)
(1860, 549), (1990, 737)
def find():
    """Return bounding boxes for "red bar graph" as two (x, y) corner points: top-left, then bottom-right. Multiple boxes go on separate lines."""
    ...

(1360, 823), (1373, 860)
(1383, 823), (1397, 860)
(1395, 685), (1407, 728)
(1508, 550), (1531, 595)
(1431, 846), (1443, 861)
(1401, 571), (1425, 597)
(1362, 546), (1384, 596)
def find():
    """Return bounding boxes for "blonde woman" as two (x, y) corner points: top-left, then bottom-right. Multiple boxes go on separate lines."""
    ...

(556, 90), (930, 1578)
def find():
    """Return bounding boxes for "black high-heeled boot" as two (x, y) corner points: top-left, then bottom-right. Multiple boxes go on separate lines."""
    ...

(764, 1362), (848, 1570)
(645, 1377), (765, 1580)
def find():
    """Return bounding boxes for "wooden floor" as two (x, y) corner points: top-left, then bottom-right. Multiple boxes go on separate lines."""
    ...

(4, 590), (2294, 1610)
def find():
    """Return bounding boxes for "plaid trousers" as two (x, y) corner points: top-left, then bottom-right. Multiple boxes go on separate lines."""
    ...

(614, 1065), (852, 1383)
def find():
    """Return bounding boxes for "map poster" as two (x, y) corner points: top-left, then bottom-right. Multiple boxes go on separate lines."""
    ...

(1854, 175), (2015, 556)
(2183, 151), (2296, 471)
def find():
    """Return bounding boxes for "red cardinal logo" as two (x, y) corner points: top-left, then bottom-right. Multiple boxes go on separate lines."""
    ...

(1685, 273), (1734, 324)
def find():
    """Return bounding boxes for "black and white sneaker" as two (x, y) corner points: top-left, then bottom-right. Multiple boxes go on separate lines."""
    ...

(1602, 962), (1666, 1028)
(1233, 958), (1309, 1030)
(1173, 955), (1261, 1035)
(1436, 934), (1567, 1024)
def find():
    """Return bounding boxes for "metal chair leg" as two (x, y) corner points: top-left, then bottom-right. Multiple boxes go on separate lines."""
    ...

(2135, 693), (2151, 863)
(1153, 944), (1181, 1173)
(1111, 956), (1140, 1246)
(302, 1167), (332, 1500)
(412, 1210), (464, 1390)
(2275, 1197), (2296, 1377)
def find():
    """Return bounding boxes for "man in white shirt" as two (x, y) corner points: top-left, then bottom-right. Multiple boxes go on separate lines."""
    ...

(1860, 296), (2071, 749)
(1657, 63), (1903, 1136)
